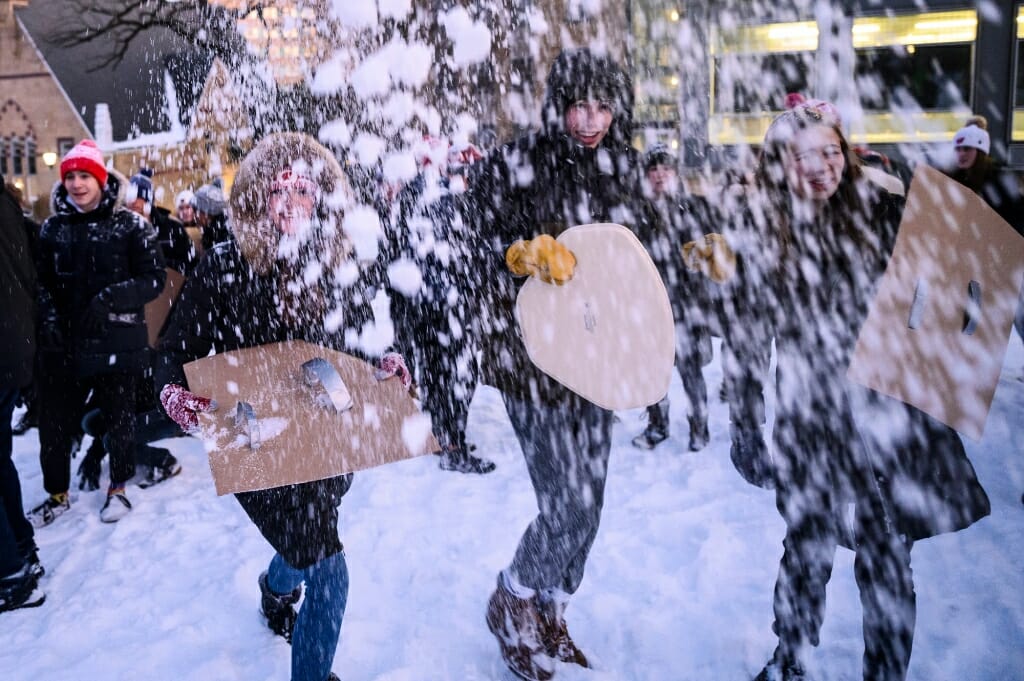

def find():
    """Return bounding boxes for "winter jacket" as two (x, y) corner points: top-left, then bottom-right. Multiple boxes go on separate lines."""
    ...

(150, 205), (197, 274)
(0, 181), (37, 388)
(463, 48), (645, 405)
(37, 174), (166, 377)
(199, 212), (234, 254)
(944, 163), (1024, 237)
(156, 133), (374, 569)
(725, 183), (989, 542)
(636, 192), (715, 363)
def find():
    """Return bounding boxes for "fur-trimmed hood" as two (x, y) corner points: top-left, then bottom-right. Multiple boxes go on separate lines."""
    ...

(50, 169), (128, 218)
(229, 132), (354, 275)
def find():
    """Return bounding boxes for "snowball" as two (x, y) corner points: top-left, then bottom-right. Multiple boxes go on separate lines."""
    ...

(441, 7), (492, 67)
(352, 133), (386, 166)
(328, 0), (377, 28)
(401, 413), (433, 454)
(342, 205), (383, 261)
(382, 152), (419, 185)
(387, 258), (425, 297)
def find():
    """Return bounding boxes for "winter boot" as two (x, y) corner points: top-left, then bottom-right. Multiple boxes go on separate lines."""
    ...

(485, 575), (555, 681)
(539, 595), (590, 668)
(632, 401), (670, 450)
(99, 489), (133, 523)
(11, 403), (37, 435)
(754, 646), (806, 681)
(138, 448), (182, 489)
(438, 445), (496, 475)
(729, 425), (775, 489)
(27, 493), (71, 528)
(687, 415), (709, 452)
(259, 572), (302, 643)
(0, 564), (45, 614)
(17, 539), (45, 579)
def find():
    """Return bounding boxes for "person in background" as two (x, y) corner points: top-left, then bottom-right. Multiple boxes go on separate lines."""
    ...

(631, 143), (713, 452)
(688, 101), (990, 681)
(29, 140), (166, 525)
(127, 168), (196, 274)
(175, 189), (196, 227)
(383, 136), (496, 474)
(0, 173), (45, 612)
(191, 180), (234, 255)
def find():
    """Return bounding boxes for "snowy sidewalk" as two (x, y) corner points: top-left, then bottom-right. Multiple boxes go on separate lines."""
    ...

(4, 338), (1023, 681)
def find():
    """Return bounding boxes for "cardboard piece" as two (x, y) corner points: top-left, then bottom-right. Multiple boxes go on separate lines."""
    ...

(515, 223), (676, 411)
(183, 341), (439, 495)
(145, 267), (186, 348)
(847, 165), (1024, 440)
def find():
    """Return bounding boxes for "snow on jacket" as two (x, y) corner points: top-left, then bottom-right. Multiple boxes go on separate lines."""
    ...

(150, 205), (197, 274)
(156, 133), (374, 569)
(463, 48), (646, 405)
(0, 181), (37, 388)
(726, 183), (989, 542)
(37, 173), (166, 377)
(944, 162), (1024, 237)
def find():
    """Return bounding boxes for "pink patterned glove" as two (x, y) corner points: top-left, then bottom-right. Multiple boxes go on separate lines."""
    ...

(160, 383), (217, 432)
(374, 352), (413, 390)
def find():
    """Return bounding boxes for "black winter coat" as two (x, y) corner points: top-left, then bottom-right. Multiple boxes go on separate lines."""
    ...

(156, 239), (376, 569)
(38, 175), (166, 377)
(0, 182), (37, 389)
(150, 205), (197, 274)
(728, 185), (989, 542)
(464, 133), (646, 404)
(944, 163), (1024, 237)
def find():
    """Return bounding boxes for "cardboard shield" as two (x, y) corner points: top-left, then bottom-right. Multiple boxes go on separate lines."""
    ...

(515, 223), (676, 410)
(145, 268), (186, 348)
(183, 340), (439, 495)
(847, 165), (1024, 440)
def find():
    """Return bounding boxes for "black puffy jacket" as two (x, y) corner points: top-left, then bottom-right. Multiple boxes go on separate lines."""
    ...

(0, 182), (37, 389)
(38, 174), (166, 377)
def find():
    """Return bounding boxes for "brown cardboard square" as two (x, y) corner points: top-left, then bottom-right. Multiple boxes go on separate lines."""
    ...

(184, 341), (439, 495)
(515, 223), (676, 410)
(847, 165), (1024, 440)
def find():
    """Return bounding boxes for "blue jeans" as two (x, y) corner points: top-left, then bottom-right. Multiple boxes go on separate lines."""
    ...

(1, 388), (33, 577)
(267, 551), (348, 681)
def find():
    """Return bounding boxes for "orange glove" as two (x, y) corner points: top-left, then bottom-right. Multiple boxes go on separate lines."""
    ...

(682, 233), (737, 284)
(505, 234), (577, 286)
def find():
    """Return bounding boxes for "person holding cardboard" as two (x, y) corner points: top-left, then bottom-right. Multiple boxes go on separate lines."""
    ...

(685, 103), (990, 681)
(462, 48), (645, 681)
(155, 133), (406, 681)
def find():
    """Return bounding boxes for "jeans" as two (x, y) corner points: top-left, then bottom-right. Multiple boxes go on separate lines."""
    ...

(1, 387), (34, 576)
(503, 393), (613, 594)
(267, 551), (349, 681)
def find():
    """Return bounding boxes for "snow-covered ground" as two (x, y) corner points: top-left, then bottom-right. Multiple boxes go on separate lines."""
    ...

(4, 336), (1023, 681)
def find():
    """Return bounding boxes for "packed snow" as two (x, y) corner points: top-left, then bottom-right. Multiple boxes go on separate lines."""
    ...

(4, 337), (1022, 681)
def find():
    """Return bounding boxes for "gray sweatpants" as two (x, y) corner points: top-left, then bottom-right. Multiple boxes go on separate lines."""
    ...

(503, 393), (614, 595)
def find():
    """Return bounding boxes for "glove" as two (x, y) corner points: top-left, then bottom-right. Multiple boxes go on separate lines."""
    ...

(82, 291), (113, 335)
(159, 383), (217, 433)
(505, 234), (577, 286)
(374, 352), (413, 390)
(681, 233), (737, 284)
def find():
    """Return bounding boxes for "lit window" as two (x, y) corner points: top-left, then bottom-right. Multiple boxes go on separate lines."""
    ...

(1014, 6), (1024, 141)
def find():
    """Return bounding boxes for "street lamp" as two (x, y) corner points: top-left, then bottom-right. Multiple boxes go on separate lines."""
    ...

(42, 151), (57, 168)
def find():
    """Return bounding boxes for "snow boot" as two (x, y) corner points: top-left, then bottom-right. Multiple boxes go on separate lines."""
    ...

(17, 539), (44, 579)
(27, 493), (71, 528)
(485, 576), (555, 681)
(438, 445), (496, 475)
(138, 448), (182, 489)
(0, 565), (45, 613)
(633, 401), (670, 450)
(687, 415), (709, 452)
(11, 404), (36, 435)
(754, 646), (806, 681)
(100, 490), (132, 523)
(259, 572), (302, 643)
(730, 426), (775, 490)
(539, 597), (590, 668)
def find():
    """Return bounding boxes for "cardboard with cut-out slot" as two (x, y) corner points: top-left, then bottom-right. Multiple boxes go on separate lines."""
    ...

(847, 165), (1024, 440)
(515, 223), (676, 411)
(145, 268), (186, 348)
(184, 340), (438, 495)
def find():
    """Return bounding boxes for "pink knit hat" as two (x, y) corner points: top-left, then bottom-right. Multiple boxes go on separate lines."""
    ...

(60, 139), (108, 187)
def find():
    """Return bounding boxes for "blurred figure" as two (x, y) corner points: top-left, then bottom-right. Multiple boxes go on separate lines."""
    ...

(631, 143), (713, 452)
(0, 173), (45, 612)
(383, 136), (495, 474)
(191, 180), (234, 256)
(30, 140), (165, 525)
(127, 168), (196, 274)
(174, 189), (196, 227)
(689, 102), (990, 681)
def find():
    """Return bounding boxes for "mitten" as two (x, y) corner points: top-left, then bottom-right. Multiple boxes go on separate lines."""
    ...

(159, 383), (217, 433)
(681, 233), (737, 284)
(82, 291), (113, 335)
(505, 234), (577, 285)
(374, 352), (413, 390)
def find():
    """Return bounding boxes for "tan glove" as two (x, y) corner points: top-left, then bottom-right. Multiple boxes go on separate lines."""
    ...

(682, 233), (737, 284)
(505, 234), (577, 285)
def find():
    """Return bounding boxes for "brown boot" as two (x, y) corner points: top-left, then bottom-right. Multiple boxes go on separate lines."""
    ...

(485, 576), (556, 681)
(540, 598), (590, 668)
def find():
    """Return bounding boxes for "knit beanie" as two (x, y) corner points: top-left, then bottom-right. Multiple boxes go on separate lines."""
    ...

(127, 168), (154, 204)
(642, 143), (677, 171)
(175, 189), (194, 208)
(60, 139), (108, 187)
(193, 180), (226, 216)
(953, 122), (990, 155)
